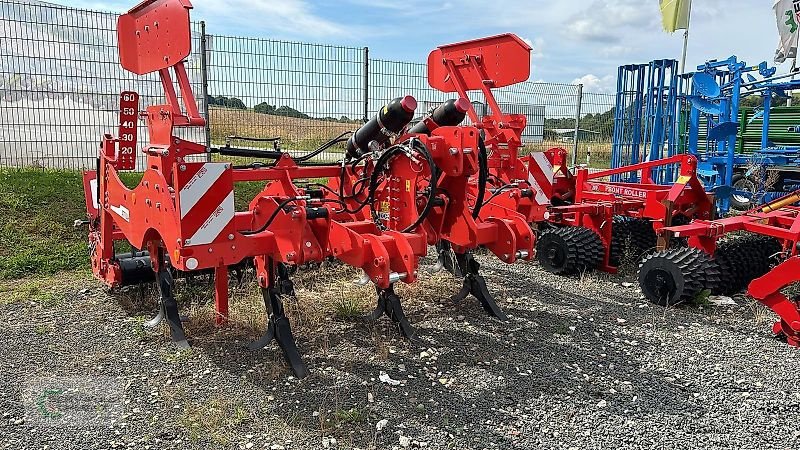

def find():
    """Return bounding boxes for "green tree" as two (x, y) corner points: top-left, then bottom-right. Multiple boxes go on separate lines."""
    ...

(254, 102), (276, 114)
(224, 97), (246, 109)
(274, 105), (309, 119)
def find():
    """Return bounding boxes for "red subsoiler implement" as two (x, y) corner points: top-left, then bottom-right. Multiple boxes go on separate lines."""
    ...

(82, 0), (800, 378)
(83, 0), (535, 377)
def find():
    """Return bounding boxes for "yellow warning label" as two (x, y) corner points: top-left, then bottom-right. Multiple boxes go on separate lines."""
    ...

(380, 201), (390, 212)
(676, 175), (690, 184)
(406, 180), (411, 192)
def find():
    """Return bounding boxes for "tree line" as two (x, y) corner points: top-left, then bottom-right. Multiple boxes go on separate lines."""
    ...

(207, 95), (358, 123)
(544, 107), (614, 140)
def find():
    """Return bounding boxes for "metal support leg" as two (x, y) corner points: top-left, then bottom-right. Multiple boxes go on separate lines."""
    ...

(451, 251), (508, 321)
(749, 256), (800, 346)
(248, 286), (308, 378)
(368, 285), (417, 340)
(214, 265), (229, 326)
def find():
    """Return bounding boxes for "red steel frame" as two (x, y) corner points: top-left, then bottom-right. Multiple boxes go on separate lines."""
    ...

(82, 0), (535, 375)
(661, 192), (800, 345)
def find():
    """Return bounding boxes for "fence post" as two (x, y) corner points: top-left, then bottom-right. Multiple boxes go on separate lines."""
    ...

(199, 21), (211, 161)
(571, 83), (583, 167)
(362, 47), (369, 123)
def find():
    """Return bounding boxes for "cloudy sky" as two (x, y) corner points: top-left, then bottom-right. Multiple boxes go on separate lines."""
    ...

(58, 0), (783, 93)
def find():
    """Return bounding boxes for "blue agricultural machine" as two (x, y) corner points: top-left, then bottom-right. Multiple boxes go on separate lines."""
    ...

(611, 56), (800, 213)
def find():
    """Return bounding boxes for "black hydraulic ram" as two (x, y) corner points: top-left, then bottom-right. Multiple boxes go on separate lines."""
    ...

(346, 96), (417, 159)
(408, 97), (471, 134)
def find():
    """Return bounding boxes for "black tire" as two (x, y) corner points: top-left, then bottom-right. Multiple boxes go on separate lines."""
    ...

(638, 247), (713, 306)
(536, 226), (604, 275)
(730, 173), (758, 212)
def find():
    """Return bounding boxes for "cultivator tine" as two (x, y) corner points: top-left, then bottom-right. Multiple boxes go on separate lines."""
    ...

(157, 266), (190, 349)
(451, 251), (508, 321)
(367, 299), (386, 321)
(142, 301), (165, 328)
(434, 241), (463, 277)
(370, 285), (417, 340)
(248, 286), (308, 378)
(277, 263), (296, 297)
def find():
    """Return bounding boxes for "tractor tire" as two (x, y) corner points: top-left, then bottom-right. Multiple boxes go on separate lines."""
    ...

(730, 174), (758, 212)
(537, 226), (604, 275)
(638, 247), (713, 307)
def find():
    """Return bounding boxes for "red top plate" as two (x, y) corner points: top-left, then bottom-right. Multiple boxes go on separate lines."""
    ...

(117, 0), (193, 75)
(428, 33), (531, 92)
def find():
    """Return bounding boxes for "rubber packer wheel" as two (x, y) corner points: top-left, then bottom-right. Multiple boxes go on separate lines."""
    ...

(536, 226), (604, 275)
(638, 247), (712, 307)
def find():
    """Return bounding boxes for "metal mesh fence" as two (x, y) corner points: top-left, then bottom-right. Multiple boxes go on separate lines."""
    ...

(578, 91), (616, 168)
(0, 0), (616, 171)
(205, 36), (364, 163)
(368, 60), (588, 155)
(0, 0), (205, 169)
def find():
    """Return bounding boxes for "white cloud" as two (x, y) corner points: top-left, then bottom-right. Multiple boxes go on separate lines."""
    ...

(599, 45), (636, 58)
(572, 74), (615, 93)
(42, 0), (781, 92)
(563, 0), (658, 43)
(521, 37), (545, 60)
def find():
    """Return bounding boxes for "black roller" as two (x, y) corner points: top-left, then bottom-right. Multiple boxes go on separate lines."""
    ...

(408, 98), (471, 135)
(536, 226), (604, 275)
(346, 96), (417, 158)
(638, 247), (713, 306)
(609, 217), (657, 267)
(116, 252), (155, 286)
(710, 234), (782, 295)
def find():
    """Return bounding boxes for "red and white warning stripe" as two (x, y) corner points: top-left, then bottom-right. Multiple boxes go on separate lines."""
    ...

(526, 152), (554, 206)
(178, 163), (234, 246)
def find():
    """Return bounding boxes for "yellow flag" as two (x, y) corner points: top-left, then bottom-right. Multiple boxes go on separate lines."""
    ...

(660, 0), (692, 33)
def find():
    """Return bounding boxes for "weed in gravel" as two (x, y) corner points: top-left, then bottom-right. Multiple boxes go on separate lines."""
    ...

(552, 322), (572, 335)
(333, 287), (368, 320)
(115, 284), (159, 315)
(161, 347), (196, 364)
(372, 330), (391, 360)
(694, 289), (712, 306)
(179, 395), (250, 445)
(176, 278), (217, 306)
(747, 297), (774, 326)
(333, 407), (367, 425)
(616, 239), (646, 279)
(130, 319), (149, 341)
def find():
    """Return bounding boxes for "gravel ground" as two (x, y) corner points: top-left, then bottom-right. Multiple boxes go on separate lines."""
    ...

(0, 256), (799, 450)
